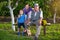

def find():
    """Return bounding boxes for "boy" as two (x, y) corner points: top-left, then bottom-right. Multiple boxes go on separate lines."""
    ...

(17, 10), (27, 36)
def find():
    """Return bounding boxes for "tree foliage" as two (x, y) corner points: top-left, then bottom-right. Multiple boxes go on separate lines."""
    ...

(0, 0), (60, 18)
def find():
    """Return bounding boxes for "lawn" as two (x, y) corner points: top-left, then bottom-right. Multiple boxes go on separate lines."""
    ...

(0, 22), (60, 40)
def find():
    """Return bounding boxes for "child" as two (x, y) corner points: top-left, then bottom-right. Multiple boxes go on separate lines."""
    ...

(17, 10), (27, 36)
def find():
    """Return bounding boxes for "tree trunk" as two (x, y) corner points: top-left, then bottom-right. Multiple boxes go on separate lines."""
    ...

(10, 8), (15, 31)
(53, 8), (56, 23)
(8, 0), (18, 31)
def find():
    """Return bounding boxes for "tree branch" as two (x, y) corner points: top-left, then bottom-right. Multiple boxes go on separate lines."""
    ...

(8, 0), (11, 9)
(13, 1), (18, 10)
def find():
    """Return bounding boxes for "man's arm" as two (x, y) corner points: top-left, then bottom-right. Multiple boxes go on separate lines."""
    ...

(25, 11), (32, 24)
(39, 10), (43, 25)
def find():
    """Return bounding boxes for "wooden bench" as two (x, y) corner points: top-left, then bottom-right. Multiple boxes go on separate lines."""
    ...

(43, 23), (51, 35)
(14, 21), (51, 36)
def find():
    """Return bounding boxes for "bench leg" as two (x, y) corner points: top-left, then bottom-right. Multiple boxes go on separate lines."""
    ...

(43, 26), (46, 35)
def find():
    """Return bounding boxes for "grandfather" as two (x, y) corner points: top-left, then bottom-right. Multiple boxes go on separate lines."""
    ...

(26, 3), (43, 40)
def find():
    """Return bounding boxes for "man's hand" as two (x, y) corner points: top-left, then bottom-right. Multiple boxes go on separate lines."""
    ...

(38, 18), (43, 25)
(39, 21), (42, 25)
(25, 20), (28, 24)
(25, 19), (30, 25)
(26, 18), (30, 24)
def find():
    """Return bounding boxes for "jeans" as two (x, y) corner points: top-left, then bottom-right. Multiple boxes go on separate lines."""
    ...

(26, 21), (42, 38)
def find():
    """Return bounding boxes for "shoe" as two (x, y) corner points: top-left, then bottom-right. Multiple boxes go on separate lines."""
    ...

(22, 32), (25, 36)
(17, 32), (20, 36)
(34, 36), (38, 40)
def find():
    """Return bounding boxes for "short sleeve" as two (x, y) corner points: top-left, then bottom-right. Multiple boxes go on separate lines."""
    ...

(25, 15), (27, 20)
(40, 10), (43, 19)
(28, 11), (32, 19)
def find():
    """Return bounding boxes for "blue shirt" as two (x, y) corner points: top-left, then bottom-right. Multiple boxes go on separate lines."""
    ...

(17, 14), (27, 23)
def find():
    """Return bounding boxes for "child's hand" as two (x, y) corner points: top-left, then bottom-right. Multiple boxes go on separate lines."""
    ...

(18, 15), (20, 18)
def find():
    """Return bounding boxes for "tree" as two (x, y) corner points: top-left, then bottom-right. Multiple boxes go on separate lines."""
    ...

(52, 0), (60, 23)
(0, 1), (8, 16)
(44, 0), (60, 23)
(8, 0), (18, 31)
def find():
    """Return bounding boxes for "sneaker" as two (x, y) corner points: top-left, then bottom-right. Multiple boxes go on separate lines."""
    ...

(22, 32), (25, 36)
(17, 32), (20, 36)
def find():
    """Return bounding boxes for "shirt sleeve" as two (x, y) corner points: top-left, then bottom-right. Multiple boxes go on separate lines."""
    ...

(40, 10), (43, 19)
(25, 15), (27, 20)
(28, 11), (32, 19)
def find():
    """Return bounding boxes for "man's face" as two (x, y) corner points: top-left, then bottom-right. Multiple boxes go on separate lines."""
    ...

(34, 6), (39, 11)
(25, 4), (29, 10)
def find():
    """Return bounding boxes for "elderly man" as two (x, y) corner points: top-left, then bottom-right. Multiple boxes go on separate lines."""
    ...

(26, 3), (43, 40)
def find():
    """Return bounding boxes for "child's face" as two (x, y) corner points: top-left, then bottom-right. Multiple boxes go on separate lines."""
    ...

(19, 10), (23, 15)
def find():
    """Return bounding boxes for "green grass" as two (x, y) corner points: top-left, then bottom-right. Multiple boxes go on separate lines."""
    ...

(0, 30), (32, 40)
(0, 23), (60, 40)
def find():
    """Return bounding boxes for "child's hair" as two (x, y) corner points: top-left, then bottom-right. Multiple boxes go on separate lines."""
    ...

(19, 9), (23, 13)
(20, 9), (23, 11)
